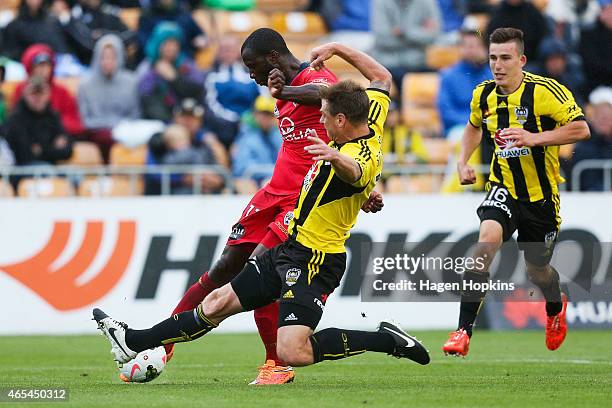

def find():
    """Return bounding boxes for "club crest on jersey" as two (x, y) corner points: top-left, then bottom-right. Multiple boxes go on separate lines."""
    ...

(515, 106), (528, 125)
(286, 268), (301, 286)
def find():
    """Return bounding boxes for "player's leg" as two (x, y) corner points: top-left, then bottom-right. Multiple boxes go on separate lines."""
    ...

(444, 184), (516, 356)
(519, 196), (566, 350)
(94, 248), (281, 364)
(165, 189), (276, 356)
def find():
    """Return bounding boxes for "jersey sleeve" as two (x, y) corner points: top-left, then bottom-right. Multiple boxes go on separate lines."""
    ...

(468, 85), (484, 128)
(340, 141), (376, 188)
(366, 88), (390, 137)
(537, 80), (585, 126)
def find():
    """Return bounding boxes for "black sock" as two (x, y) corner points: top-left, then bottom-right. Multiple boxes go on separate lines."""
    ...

(309, 328), (395, 363)
(534, 267), (562, 316)
(125, 305), (217, 353)
(458, 270), (490, 337)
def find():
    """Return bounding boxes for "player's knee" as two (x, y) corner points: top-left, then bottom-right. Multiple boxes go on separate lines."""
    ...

(526, 263), (551, 286)
(201, 287), (230, 318)
(276, 335), (312, 367)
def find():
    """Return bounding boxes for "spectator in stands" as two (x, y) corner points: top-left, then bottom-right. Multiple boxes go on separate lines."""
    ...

(232, 95), (281, 185)
(319, 0), (373, 50)
(139, 22), (204, 122)
(371, 0), (442, 89)
(138, 0), (207, 58)
(437, 0), (465, 34)
(12, 44), (85, 136)
(535, 37), (585, 105)
(486, 0), (549, 62)
(544, 0), (600, 51)
(573, 86), (612, 191)
(78, 34), (140, 161)
(579, 1), (612, 95)
(49, 0), (138, 67)
(0, 134), (15, 167)
(204, 36), (261, 147)
(2, 0), (72, 61)
(437, 25), (491, 137)
(4, 76), (73, 166)
(146, 98), (227, 194)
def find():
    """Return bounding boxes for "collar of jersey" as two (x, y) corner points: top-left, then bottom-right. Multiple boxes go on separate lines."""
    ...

(288, 62), (312, 85)
(333, 128), (375, 148)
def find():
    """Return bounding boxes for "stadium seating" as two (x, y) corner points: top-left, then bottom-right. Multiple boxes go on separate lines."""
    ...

(422, 138), (452, 164)
(0, 178), (14, 198)
(213, 10), (269, 38)
(401, 72), (442, 136)
(78, 175), (143, 197)
(109, 144), (148, 166)
(426, 45), (461, 70)
(119, 7), (141, 31)
(385, 174), (444, 193)
(17, 177), (75, 198)
(58, 142), (104, 167)
(270, 12), (327, 41)
(255, 0), (309, 12)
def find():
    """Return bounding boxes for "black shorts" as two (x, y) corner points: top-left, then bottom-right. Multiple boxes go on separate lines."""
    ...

(477, 182), (561, 266)
(230, 239), (346, 330)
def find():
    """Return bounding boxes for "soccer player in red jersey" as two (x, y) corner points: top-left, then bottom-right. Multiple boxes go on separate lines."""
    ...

(165, 28), (383, 384)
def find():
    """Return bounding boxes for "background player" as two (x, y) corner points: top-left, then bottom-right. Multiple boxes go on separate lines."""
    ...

(94, 41), (431, 373)
(442, 28), (590, 357)
(165, 28), (383, 384)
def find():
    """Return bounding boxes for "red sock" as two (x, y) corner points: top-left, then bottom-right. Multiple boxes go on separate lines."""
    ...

(254, 301), (283, 365)
(164, 272), (219, 355)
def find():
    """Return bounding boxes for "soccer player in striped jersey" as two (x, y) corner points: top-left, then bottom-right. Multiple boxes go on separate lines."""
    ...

(93, 43), (431, 377)
(442, 27), (590, 357)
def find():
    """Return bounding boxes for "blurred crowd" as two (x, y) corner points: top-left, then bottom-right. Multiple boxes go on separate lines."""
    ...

(0, 0), (610, 197)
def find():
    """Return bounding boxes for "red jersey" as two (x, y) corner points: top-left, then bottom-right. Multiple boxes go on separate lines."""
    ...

(266, 64), (337, 195)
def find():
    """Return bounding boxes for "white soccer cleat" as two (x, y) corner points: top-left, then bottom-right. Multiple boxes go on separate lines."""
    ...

(93, 308), (137, 364)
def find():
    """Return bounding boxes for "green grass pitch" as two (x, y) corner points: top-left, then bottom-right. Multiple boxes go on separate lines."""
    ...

(1, 331), (610, 407)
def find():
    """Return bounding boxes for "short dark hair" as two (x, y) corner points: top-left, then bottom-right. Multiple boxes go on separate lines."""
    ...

(489, 27), (525, 55)
(319, 80), (369, 125)
(241, 28), (290, 56)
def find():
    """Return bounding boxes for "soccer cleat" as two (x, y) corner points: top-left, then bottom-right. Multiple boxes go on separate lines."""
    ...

(546, 293), (568, 351)
(442, 329), (470, 357)
(378, 319), (430, 365)
(92, 308), (137, 364)
(248, 360), (295, 385)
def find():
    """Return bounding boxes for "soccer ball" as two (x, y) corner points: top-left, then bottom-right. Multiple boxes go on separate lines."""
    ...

(118, 347), (167, 383)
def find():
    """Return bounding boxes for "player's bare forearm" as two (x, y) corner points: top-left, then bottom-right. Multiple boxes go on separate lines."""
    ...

(536, 120), (590, 146)
(330, 152), (362, 185)
(458, 122), (482, 165)
(310, 43), (392, 92)
(277, 84), (324, 106)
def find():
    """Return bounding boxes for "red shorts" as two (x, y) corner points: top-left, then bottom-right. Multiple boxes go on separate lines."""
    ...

(227, 186), (298, 247)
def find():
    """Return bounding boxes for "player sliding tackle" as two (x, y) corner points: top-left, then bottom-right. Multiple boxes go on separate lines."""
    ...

(94, 42), (430, 372)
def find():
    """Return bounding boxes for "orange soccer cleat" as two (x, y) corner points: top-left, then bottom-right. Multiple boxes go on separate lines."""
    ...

(442, 329), (470, 357)
(249, 360), (295, 385)
(546, 293), (568, 351)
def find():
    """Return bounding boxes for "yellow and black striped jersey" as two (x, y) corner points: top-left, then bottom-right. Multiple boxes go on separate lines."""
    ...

(469, 71), (584, 202)
(288, 88), (390, 253)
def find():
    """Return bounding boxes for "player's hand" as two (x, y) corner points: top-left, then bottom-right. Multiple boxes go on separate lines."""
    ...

(310, 43), (338, 70)
(500, 128), (536, 148)
(304, 130), (337, 161)
(361, 190), (384, 213)
(457, 162), (476, 185)
(268, 68), (285, 98)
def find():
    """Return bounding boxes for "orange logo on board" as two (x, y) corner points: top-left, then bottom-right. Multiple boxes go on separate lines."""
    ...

(0, 221), (136, 311)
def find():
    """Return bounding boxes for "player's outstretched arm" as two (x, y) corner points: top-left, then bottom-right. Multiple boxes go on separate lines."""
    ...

(457, 122), (482, 185)
(304, 133), (361, 184)
(310, 43), (392, 93)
